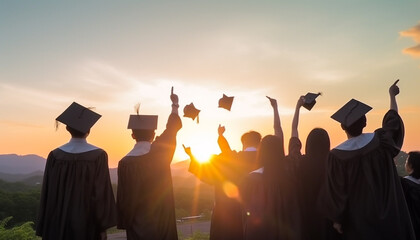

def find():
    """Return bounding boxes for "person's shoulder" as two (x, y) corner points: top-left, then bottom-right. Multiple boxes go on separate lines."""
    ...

(238, 150), (257, 157)
(80, 148), (108, 161)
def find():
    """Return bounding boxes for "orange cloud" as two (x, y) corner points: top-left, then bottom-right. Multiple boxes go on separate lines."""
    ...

(400, 22), (420, 57)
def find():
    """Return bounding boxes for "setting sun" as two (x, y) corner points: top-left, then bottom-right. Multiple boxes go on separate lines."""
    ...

(186, 141), (218, 164)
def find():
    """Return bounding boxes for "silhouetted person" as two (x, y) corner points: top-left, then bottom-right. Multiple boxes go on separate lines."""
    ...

(117, 87), (182, 240)
(401, 151), (420, 240)
(241, 97), (301, 240)
(184, 129), (261, 240)
(36, 102), (117, 240)
(287, 95), (334, 240)
(321, 80), (415, 240)
(183, 97), (274, 240)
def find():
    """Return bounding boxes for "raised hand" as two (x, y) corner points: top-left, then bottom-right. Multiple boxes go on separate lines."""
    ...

(182, 144), (192, 156)
(389, 79), (400, 97)
(170, 86), (179, 105)
(266, 96), (278, 109)
(218, 124), (225, 136)
(297, 95), (305, 108)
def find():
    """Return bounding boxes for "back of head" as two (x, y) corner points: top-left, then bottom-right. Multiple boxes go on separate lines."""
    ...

(258, 135), (284, 181)
(241, 131), (262, 149)
(408, 151), (420, 179)
(66, 126), (88, 138)
(341, 115), (366, 137)
(305, 128), (330, 160)
(132, 129), (155, 142)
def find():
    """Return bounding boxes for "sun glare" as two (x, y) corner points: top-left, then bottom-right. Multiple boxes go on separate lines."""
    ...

(191, 144), (215, 163)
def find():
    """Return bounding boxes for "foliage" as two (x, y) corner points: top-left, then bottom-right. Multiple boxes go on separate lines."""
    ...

(395, 151), (408, 177)
(173, 176), (214, 220)
(182, 231), (210, 240)
(0, 180), (40, 227)
(0, 217), (40, 240)
(0, 179), (41, 193)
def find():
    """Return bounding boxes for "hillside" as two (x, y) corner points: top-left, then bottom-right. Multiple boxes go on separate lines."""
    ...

(0, 154), (46, 174)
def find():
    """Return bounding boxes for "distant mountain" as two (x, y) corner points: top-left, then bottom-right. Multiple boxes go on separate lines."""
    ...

(109, 159), (192, 184)
(171, 160), (191, 177)
(0, 154), (192, 185)
(0, 154), (46, 174)
(109, 168), (117, 183)
(0, 170), (44, 184)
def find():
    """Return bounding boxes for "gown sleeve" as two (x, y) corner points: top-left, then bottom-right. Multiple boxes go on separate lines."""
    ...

(151, 113), (182, 164)
(117, 158), (141, 229)
(320, 153), (348, 224)
(218, 135), (232, 154)
(188, 155), (221, 186)
(93, 151), (117, 231)
(36, 151), (53, 236)
(378, 110), (404, 157)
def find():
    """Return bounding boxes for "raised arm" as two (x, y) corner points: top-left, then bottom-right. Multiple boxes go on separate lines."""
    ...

(217, 124), (232, 153)
(267, 96), (283, 139)
(183, 144), (215, 185)
(171, 86), (179, 115)
(162, 86), (182, 133)
(151, 87), (182, 163)
(291, 96), (305, 138)
(389, 79), (399, 112)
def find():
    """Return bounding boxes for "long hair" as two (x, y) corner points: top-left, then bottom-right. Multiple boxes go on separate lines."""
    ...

(258, 135), (285, 185)
(304, 128), (331, 191)
(305, 128), (330, 161)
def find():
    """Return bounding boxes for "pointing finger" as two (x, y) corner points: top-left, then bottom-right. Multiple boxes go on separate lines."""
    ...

(393, 79), (399, 86)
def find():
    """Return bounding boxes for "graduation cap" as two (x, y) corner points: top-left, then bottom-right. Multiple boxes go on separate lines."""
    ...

(218, 94), (234, 111)
(184, 103), (200, 123)
(331, 99), (372, 127)
(127, 103), (158, 130)
(56, 102), (101, 134)
(303, 92), (322, 111)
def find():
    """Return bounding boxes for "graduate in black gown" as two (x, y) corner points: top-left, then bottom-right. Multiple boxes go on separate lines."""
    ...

(241, 97), (302, 240)
(287, 95), (333, 240)
(36, 102), (117, 240)
(117, 87), (182, 240)
(321, 80), (415, 240)
(401, 151), (420, 240)
(183, 127), (261, 240)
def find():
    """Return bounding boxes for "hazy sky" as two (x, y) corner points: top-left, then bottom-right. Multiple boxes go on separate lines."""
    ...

(1, 1), (419, 167)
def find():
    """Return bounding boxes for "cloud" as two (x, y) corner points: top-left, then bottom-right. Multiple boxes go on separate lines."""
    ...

(400, 22), (420, 57)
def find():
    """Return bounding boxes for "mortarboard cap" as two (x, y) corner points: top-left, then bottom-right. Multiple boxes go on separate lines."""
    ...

(303, 92), (322, 111)
(127, 103), (158, 130)
(331, 99), (372, 127)
(184, 103), (200, 123)
(56, 102), (101, 134)
(127, 115), (158, 130)
(218, 94), (234, 111)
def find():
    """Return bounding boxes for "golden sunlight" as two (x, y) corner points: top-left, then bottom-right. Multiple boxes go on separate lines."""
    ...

(222, 181), (240, 200)
(190, 143), (215, 163)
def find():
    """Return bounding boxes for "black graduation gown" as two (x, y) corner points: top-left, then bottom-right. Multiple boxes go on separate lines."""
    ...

(36, 148), (117, 240)
(401, 177), (420, 240)
(321, 110), (415, 240)
(288, 137), (340, 240)
(117, 113), (182, 240)
(242, 142), (301, 240)
(188, 149), (258, 240)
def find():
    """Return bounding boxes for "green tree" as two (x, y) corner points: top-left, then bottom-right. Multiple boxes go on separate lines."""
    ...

(0, 217), (40, 240)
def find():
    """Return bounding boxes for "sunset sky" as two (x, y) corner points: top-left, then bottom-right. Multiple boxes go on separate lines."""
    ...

(1, 1), (419, 168)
